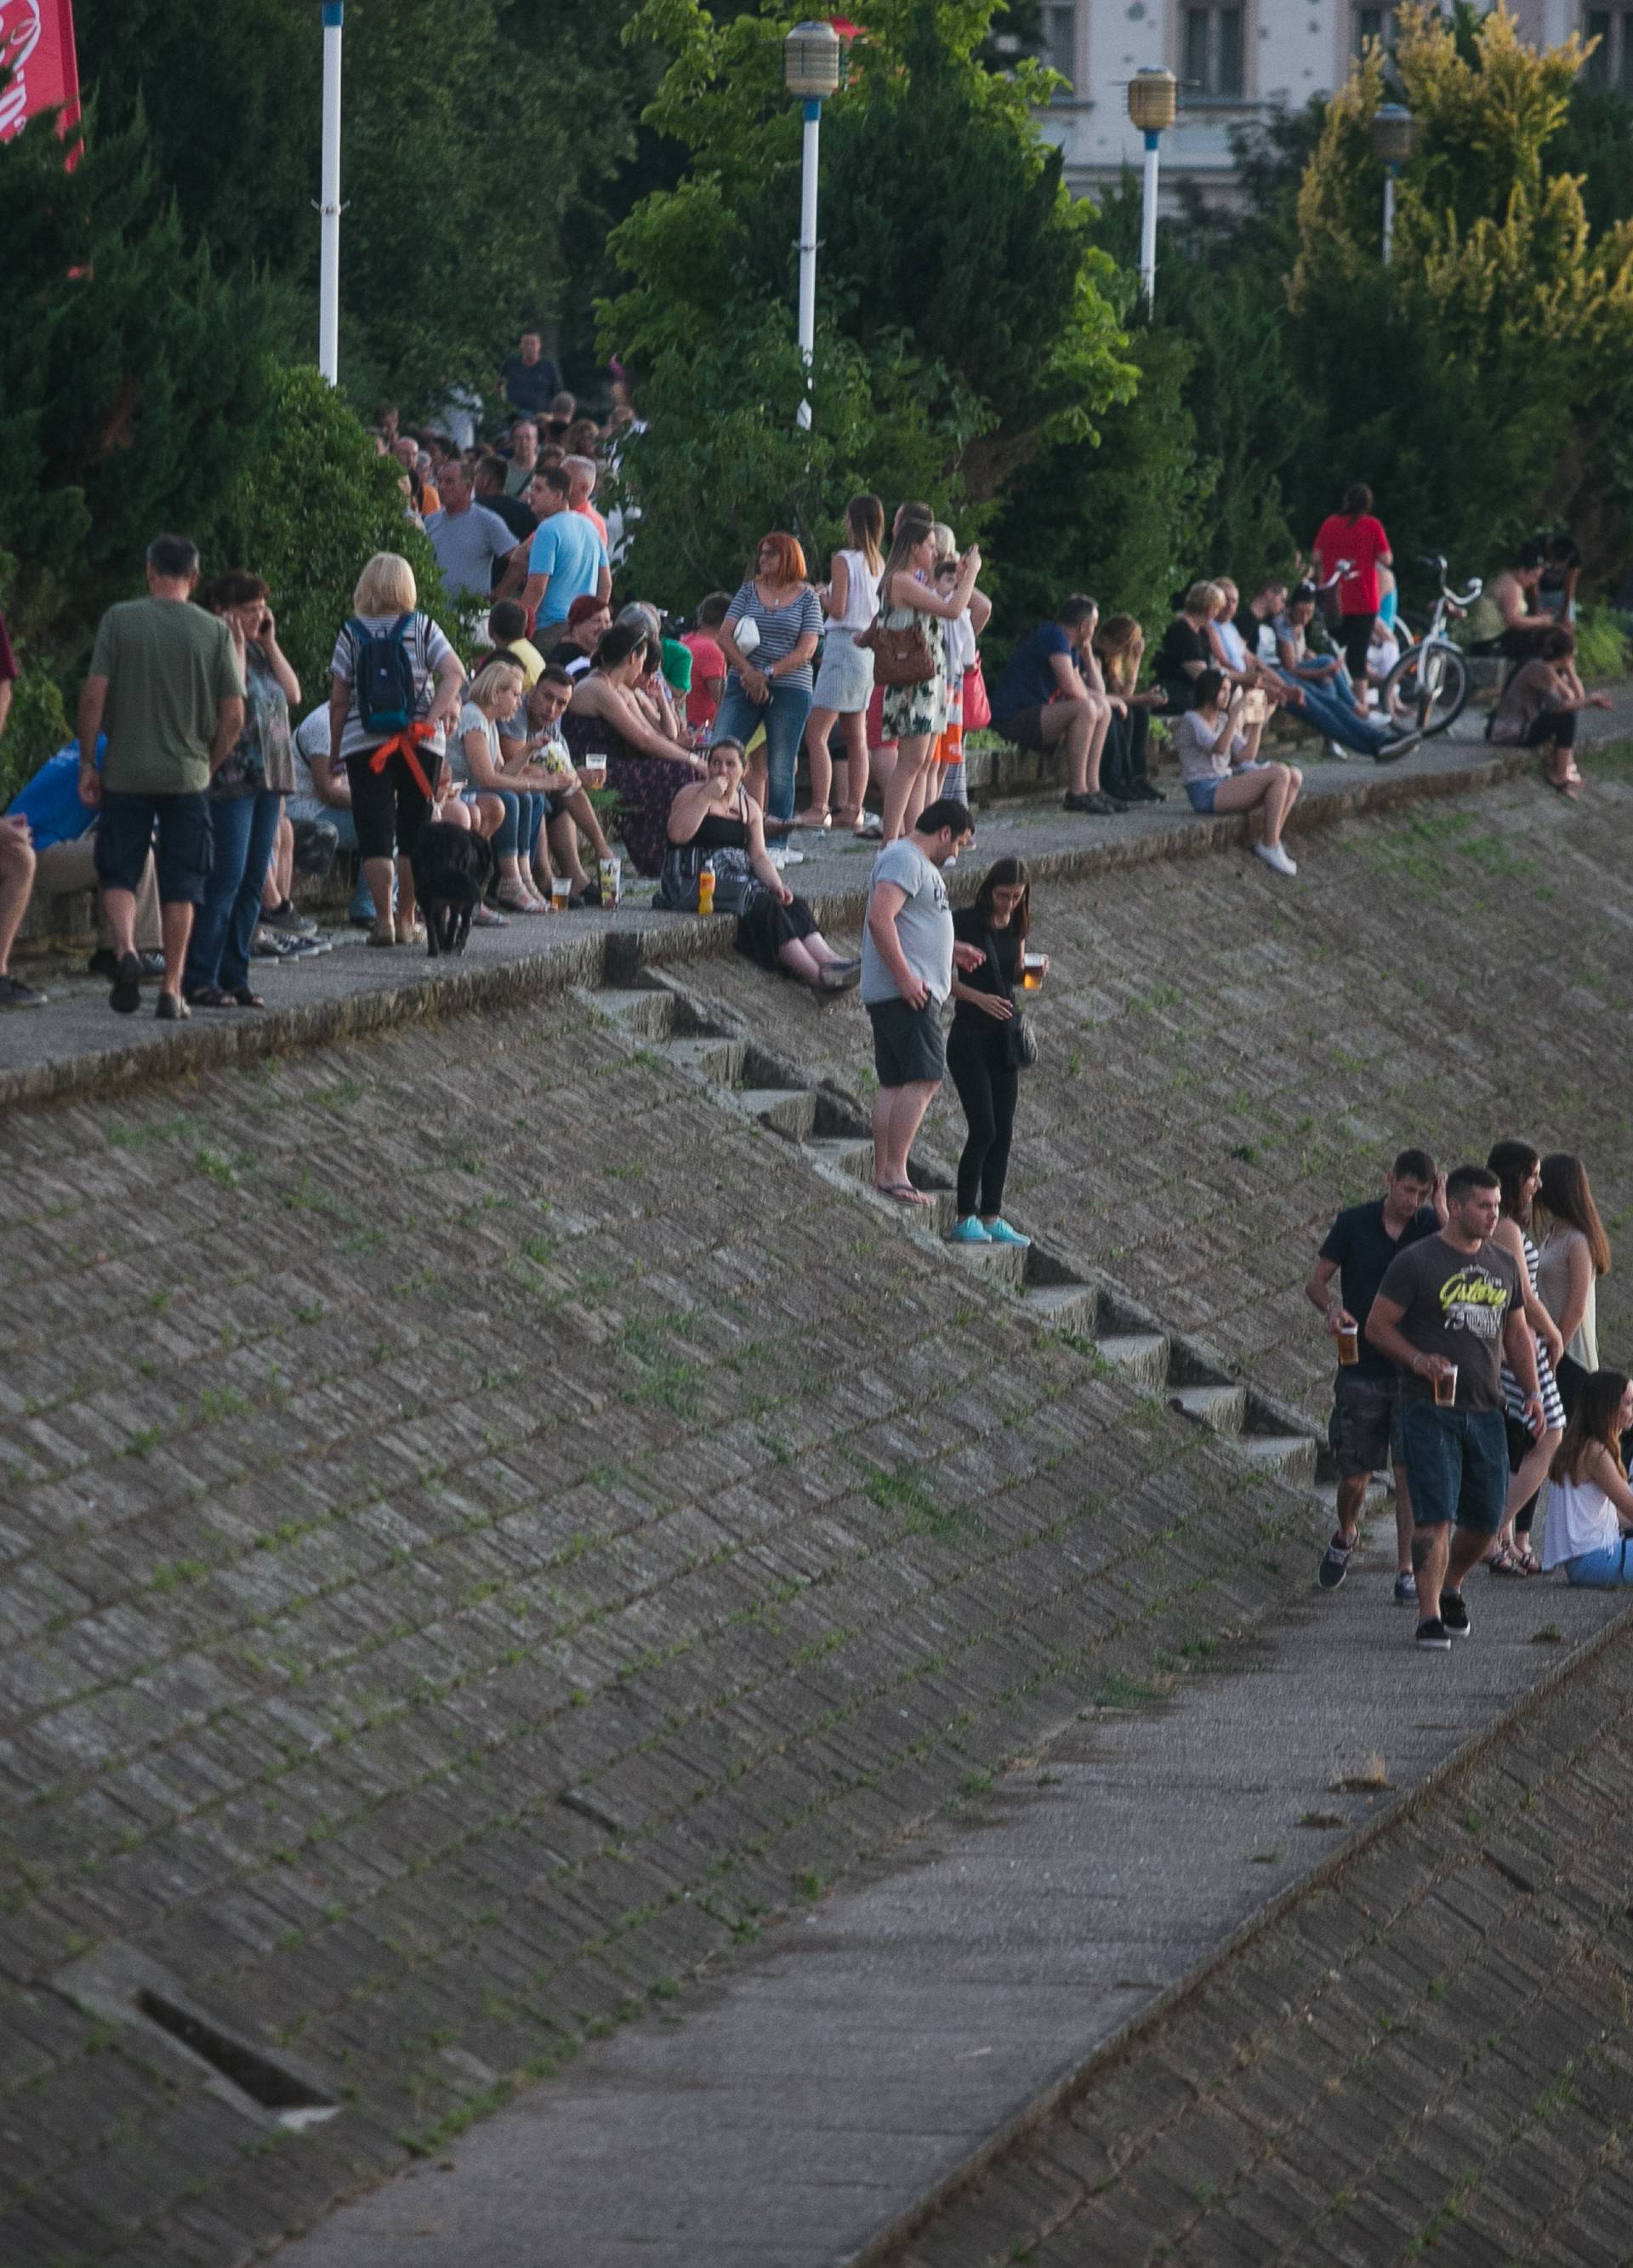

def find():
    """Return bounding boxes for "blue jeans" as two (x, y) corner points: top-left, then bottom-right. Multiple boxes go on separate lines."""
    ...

(1398, 1402), (1508, 1535)
(1270, 671), (1388, 756)
(712, 678), (813, 822)
(1565, 1539), (1633, 1586)
(185, 789), (282, 994)
(288, 794), (372, 918)
(482, 789), (546, 862)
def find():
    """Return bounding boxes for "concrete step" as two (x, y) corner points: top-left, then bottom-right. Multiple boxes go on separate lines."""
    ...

(1096, 1331), (1171, 1388)
(805, 1137), (875, 1184)
(945, 1237), (1031, 1290)
(1169, 1382), (1249, 1436)
(1019, 1282), (1100, 1334)
(737, 1087), (819, 1141)
(663, 1035), (748, 1086)
(595, 988), (677, 1040)
(1234, 1433), (1320, 1484)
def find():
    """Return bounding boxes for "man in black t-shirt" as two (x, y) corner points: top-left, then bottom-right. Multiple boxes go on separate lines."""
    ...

(500, 330), (562, 419)
(1305, 1148), (1444, 1601)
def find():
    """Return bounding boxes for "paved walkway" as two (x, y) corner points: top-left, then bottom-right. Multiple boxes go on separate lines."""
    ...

(275, 1521), (1624, 2267)
(11, 692), (1624, 1108)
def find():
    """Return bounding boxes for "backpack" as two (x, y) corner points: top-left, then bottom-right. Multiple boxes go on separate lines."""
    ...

(346, 614), (419, 735)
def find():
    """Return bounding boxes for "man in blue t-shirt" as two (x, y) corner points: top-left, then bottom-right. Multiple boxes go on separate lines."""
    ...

(988, 594), (1121, 817)
(507, 466), (611, 630)
(1304, 1147), (1446, 1602)
(6, 738), (165, 979)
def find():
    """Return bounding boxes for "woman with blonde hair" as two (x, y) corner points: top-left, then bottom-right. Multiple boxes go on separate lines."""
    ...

(454, 657), (560, 914)
(714, 532), (823, 823)
(799, 493), (885, 834)
(875, 508), (981, 842)
(1095, 613), (1168, 805)
(1539, 1369), (1633, 1586)
(1156, 580), (1224, 715)
(926, 520), (991, 813)
(327, 552), (464, 948)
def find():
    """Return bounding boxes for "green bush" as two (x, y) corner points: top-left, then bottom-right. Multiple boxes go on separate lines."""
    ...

(211, 364), (458, 713)
(0, 554), (70, 808)
(1573, 601), (1630, 683)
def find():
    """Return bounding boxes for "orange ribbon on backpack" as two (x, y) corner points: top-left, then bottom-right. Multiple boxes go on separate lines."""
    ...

(367, 718), (442, 801)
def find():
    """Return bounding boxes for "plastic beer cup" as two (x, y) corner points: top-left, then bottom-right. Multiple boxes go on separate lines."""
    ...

(1337, 1322), (1359, 1366)
(1433, 1363), (1458, 1408)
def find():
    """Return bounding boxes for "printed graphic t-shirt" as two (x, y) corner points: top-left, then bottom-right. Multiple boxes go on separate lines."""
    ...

(1374, 1234), (1522, 1410)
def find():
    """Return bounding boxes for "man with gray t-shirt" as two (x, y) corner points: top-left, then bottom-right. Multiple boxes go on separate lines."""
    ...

(861, 797), (981, 1206)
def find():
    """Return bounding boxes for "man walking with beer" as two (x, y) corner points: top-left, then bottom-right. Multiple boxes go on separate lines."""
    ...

(1306, 1148), (1445, 1602)
(1365, 1164), (1543, 1652)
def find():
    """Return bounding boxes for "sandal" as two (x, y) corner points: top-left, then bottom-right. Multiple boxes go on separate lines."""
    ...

(184, 984), (234, 1009)
(874, 1182), (931, 1206)
(1487, 1545), (1522, 1576)
(1514, 1546), (1544, 1576)
(230, 986), (265, 1009)
(791, 808), (832, 831)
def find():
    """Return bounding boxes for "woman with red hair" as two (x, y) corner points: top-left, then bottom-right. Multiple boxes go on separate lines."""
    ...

(713, 532), (823, 822)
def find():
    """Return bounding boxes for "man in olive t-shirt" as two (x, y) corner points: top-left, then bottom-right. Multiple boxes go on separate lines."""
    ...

(76, 535), (244, 1019)
(1367, 1163), (1543, 1653)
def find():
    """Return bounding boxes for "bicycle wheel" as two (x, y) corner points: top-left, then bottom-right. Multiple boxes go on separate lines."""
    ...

(1380, 640), (1469, 738)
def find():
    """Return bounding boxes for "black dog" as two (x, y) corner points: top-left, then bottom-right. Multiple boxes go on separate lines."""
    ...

(410, 823), (497, 958)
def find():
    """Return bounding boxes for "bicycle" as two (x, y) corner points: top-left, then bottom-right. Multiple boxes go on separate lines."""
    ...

(1375, 555), (1482, 741)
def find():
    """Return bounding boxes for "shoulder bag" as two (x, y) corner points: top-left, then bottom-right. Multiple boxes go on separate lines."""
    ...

(982, 930), (1038, 1069)
(856, 589), (936, 688)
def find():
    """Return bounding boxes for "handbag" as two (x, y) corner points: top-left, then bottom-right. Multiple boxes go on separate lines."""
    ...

(982, 930), (1039, 1069)
(856, 605), (936, 689)
(963, 653), (992, 732)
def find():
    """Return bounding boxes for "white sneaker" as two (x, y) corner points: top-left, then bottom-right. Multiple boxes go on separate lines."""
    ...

(1255, 841), (1298, 878)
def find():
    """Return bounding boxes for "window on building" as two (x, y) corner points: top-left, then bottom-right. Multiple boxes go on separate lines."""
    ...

(1041, 2), (1078, 94)
(1355, 6), (1397, 52)
(1182, 4), (1244, 100)
(1585, 7), (1633, 93)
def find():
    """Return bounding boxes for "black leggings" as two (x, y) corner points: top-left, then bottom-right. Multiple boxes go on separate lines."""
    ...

(947, 1023), (1018, 1220)
(1102, 707), (1150, 800)
(1520, 709), (1577, 750)
(1339, 612), (1375, 686)
(346, 747), (433, 863)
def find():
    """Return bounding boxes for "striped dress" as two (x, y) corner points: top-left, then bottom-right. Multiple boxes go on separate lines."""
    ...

(1501, 1232), (1567, 1430)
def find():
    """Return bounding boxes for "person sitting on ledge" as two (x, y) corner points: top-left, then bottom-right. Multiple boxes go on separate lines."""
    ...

(1539, 1369), (1633, 1587)
(1173, 669), (1304, 878)
(564, 624), (705, 877)
(1488, 625), (1611, 798)
(658, 738), (859, 992)
(496, 664), (615, 903)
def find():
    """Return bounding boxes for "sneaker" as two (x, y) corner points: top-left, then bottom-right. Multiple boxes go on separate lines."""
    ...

(1063, 789), (1126, 816)
(110, 949), (144, 1015)
(949, 1217), (992, 1245)
(155, 992), (191, 1023)
(1393, 1570), (1418, 1606)
(88, 946), (166, 979)
(1439, 1590), (1471, 1639)
(1317, 1532), (1354, 1591)
(1415, 1616), (1452, 1651)
(1374, 729), (1421, 765)
(0, 972), (48, 1009)
(983, 1218), (1031, 1247)
(1124, 779), (1167, 803)
(1254, 841), (1298, 878)
(263, 899), (317, 937)
(816, 957), (862, 992)
(286, 934), (332, 955)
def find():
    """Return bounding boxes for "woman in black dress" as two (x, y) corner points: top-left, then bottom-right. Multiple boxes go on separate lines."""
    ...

(659, 739), (858, 990)
(564, 623), (705, 876)
(947, 858), (1044, 1247)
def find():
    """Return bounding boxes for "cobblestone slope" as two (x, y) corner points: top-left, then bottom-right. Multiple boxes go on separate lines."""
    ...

(684, 778), (1633, 1424)
(1, 997), (1319, 2268)
(893, 1615), (1633, 2268)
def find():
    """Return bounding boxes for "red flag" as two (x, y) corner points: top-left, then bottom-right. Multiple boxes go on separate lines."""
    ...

(0, 0), (81, 144)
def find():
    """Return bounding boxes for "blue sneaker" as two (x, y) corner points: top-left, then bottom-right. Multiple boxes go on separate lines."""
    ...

(949, 1217), (992, 1245)
(984, 1218), (1031, 1247)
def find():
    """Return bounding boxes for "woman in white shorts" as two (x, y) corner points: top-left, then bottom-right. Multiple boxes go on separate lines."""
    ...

(798, 493), (884, 834)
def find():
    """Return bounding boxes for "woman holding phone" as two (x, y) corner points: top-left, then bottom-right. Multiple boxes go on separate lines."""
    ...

(1172, 670), (1304, 878)
(946, 858), (1041, 1249)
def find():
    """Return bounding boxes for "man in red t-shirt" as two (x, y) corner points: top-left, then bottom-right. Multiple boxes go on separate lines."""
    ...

(1313, 482), (1392, 696)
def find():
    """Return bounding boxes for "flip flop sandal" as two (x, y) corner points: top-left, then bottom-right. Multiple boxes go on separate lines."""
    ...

(874, 1182), (930, 1206)
(184, 984), (234, 1009)
(230, 987), (265, 1009)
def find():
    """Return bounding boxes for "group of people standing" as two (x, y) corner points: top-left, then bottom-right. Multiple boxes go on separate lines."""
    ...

(1309, 1143), (1625, 1651)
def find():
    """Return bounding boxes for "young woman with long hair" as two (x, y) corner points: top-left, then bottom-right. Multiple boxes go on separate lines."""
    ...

(1535, 1153), (1612, 1415)
(1095, 613), (1168, 805)
(876, 508), (981, 843)
(1485, 1138), (1568, 1576)
(1539, 1369), (1633, 1585)
(799, 494), (885, 834)
(945, 858), (1042, 1248)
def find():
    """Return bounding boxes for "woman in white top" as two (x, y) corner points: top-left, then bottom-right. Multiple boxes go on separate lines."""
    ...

(1173, 670), (1305, 877)
(799, 493), (885, 834)
(930, 520), (991, 810)
(1539, 1369), (1633, 1585)
(455, 658), (562, 913)
(1535, 1152), (1611, 1415)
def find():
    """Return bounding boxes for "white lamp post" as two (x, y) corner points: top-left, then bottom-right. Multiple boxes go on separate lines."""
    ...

(1127, 69), (1178, 313)
(1369, 102), (1416, 269)
(317, 1), (344, 384)
(783, 20), (843, 431)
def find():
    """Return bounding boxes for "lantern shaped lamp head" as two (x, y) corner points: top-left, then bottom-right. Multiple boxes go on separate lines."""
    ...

(1369, 102), (1416, 166)
(1127, 67), (1178, 134)
(784, 20), (843, 100)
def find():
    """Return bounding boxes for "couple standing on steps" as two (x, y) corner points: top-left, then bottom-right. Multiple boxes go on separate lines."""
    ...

(859, 798), (1043, 1247)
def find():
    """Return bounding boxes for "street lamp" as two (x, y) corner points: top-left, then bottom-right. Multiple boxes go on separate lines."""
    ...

(1127, 69), (1177, 313)
(1369, 101), (1416, 268)
(783, 20), (843, 431)
(317, 1), (344, 383)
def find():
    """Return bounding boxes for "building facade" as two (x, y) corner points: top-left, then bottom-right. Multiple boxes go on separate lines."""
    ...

(1034, 2), (1612, 202)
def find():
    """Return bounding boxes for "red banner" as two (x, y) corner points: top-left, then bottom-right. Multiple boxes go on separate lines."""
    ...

(0, 0), (80, 144)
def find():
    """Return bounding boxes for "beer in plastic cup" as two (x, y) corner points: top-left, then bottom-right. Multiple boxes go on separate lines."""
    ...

(549, 875), (571, 912)
(599, 856), (622, 908)
(584, 752), (608, 789)
(1337, 1321), (1359, 1366)
(1021, 953), (1045, 992)
(1433, 1363), (1458, 1408)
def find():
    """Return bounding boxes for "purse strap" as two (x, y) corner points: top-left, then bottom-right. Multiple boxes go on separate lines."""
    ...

(981, 926), (1016, 1006)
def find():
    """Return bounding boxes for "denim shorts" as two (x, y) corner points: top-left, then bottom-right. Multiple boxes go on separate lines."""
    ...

(1184, 777), (1220, 814)
(1397, 1402), (1509, 1534)
(1328, 1370), (1406, 1480)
